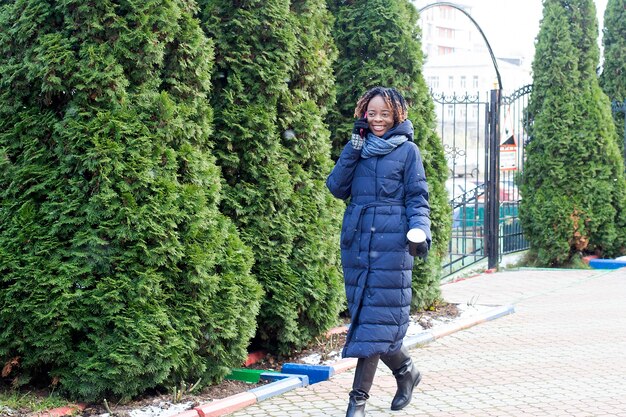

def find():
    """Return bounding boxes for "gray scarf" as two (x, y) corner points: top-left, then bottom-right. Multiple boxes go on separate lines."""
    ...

(361, 133), (408, 159)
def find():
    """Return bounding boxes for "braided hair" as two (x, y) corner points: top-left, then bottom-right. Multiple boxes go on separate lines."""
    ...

(353, 86), (408, 124)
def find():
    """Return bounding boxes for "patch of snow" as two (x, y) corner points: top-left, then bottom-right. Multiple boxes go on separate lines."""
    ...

(301, 353), (322, 365)
(0, 406), (17, 416)
(405, 303), (494, 337)
(97, 402), (194, 417)
(321, 350), (341, 365)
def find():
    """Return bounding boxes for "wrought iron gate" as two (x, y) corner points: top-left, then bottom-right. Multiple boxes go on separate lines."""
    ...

(434, 85), (532, 277)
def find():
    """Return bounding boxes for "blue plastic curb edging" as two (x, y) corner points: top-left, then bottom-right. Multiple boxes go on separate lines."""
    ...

(281, 363), (334, 384)
(248, 377), (303, 402)
(588, 259), (626, 270)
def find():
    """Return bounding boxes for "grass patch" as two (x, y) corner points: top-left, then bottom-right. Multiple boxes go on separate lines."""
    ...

(516, 250), (591, 269)
(0, 388), (68, 414)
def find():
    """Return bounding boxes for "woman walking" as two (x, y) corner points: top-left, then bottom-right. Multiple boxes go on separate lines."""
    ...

(326, 86), (431, 416)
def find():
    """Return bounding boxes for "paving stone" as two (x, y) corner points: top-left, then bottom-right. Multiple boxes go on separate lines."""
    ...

(228, 268), (626, 416)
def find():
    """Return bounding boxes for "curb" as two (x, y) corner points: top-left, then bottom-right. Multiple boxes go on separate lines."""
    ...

(37, 403), (86, 417)
(170, 303), (516, 417)
(405, 304), (515, 348)
(588, 259), (626, 270)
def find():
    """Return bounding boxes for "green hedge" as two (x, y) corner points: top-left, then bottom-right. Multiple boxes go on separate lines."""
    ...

(600, 0), (626, 153)
(327, 0), (451, 308)
(0, 0), (261, 401)
(200, 0), (344, 354)
(520, 0), (626, 265)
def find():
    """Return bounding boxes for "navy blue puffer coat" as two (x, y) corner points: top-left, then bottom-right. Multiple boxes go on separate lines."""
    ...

(326, 121), (431, 358)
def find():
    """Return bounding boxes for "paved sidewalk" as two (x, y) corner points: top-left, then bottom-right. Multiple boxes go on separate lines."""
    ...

(231, 267), (626, 416)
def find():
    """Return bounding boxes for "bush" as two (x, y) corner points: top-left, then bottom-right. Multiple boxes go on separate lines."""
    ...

(520, 0), (626, 265)
(200, 0), (344, 354)
(327, 0), (451, 308)
(0, 0), (261, 400)
(599, 0), (626, 154)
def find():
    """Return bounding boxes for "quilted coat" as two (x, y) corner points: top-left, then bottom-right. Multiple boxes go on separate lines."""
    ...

(326, 122), (431, 358)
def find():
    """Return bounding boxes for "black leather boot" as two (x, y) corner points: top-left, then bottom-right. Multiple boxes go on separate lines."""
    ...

(345, 356), (379, 417)
(381, 345), (421, 411)
(345, 389), (368, 417)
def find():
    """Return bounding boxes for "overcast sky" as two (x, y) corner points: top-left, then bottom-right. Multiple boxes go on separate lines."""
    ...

(468, 0), (609, 60)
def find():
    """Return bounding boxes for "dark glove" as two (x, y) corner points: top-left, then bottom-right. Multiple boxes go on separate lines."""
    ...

(407, 228), (428, 260)
(410, 241), (429, 260)
(350, 117), (369, 150)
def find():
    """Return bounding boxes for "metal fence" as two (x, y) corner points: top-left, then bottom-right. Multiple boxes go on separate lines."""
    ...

(434, 85), (532, 277)
(435, 91), (624, 278)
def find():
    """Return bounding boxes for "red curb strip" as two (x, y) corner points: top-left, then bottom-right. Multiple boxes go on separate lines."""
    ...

(38, 403), (86, 417)
(331, 357), (358, 374)
(194, 392), (257, 417)
(244, 350), (266, 367)
(582, 255), (599, 265)
(326, 325), (348, 336)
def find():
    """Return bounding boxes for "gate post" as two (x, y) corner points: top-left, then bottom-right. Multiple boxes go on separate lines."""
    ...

(486, 89), (501, 269)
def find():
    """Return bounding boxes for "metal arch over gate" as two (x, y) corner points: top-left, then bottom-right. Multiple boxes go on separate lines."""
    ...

(436, 85), (532, 278)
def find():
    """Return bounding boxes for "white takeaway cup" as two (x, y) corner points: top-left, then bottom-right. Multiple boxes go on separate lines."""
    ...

(407, 228), (426, 243)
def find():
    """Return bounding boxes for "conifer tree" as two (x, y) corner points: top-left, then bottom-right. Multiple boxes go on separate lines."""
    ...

(0, 0), (261, 400)
(276, 0), (345, 344)
(327, 0), (451, 309)
(199, 0), (344, 353)
(599, 0), (626, 153)
(520, 0), (626, 265)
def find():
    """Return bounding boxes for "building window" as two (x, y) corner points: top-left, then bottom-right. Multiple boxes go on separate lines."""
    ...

(448, 76), (454, 89)
(440, 6), (453, 19)
(427, 76), (441, 90)
(447, 105), (454, 118)
(460, 76), (466, 89)
(472, 75), (479, 89)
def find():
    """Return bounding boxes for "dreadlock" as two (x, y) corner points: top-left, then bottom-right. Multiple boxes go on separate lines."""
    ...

(353, 86), (408, 124)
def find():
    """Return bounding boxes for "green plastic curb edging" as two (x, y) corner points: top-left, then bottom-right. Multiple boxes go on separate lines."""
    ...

(225, 368), (279, 384)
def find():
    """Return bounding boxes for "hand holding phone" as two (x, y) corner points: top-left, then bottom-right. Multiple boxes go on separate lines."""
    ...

(353, 114), (369, 138)
(350, 115), (369, 150)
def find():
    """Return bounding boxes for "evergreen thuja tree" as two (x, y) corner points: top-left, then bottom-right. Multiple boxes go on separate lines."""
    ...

(275, 0), (345, 343)
(520, 0), (626, 265)
(0, 0), (261, 400)
(200, 0), (343, 353)
(600, 0), (626, 154)
(327, 0), (451, 309)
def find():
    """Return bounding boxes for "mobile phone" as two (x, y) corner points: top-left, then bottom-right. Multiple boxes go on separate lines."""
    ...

(360, 114), (367, 138)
